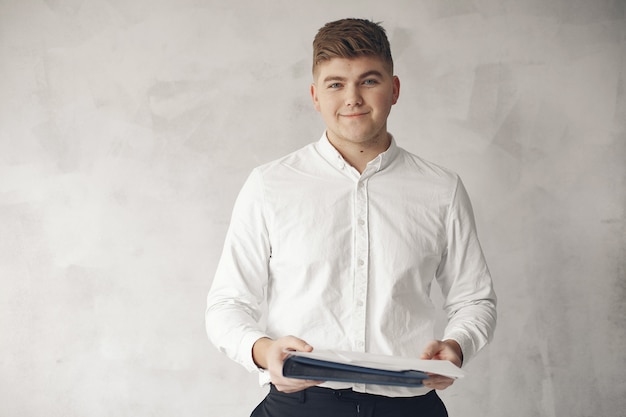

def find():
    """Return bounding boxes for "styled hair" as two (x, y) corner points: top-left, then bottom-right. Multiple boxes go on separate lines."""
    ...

(312, 18), (393, 75)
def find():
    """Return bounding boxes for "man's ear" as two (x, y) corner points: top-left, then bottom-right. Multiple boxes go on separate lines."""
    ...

(392, 76), (400, 105)
(310, 83), (321, 112)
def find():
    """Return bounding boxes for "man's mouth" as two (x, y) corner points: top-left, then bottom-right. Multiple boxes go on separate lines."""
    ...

(340, 111), (369, 118)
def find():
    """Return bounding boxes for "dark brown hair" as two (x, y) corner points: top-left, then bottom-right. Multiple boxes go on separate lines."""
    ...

(312, 18), (393, 75)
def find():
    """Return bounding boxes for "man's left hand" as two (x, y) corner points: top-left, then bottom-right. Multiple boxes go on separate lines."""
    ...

(420, 339), (463, 390)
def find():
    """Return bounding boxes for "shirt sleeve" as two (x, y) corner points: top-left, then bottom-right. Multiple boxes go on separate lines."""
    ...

(205, 169), (271, 372)
(436, 176), (497, 365)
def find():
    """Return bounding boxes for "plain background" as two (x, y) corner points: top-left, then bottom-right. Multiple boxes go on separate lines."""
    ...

(1, 0), (624, 416)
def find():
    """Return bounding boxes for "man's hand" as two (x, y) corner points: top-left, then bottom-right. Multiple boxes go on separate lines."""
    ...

(420, 339), (463, 390)
(252, 335), (323, 393)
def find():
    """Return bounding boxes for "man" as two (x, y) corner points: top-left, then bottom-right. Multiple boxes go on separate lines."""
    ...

(206, 18), (496, 417)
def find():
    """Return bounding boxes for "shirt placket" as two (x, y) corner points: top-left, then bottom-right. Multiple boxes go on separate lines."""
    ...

(352, 176), (369, 353)
(352, 172), (372, 393)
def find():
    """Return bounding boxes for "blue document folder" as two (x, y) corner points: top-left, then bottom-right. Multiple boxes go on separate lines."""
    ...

(282, 354), (428, 387)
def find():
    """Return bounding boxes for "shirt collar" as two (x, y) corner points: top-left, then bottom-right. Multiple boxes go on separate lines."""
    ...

(315, 131), (399, 174)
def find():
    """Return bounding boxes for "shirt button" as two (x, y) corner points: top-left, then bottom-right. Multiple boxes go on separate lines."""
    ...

(358, 219), (365, 226)
(356, 300), (364, 307)
(358, 259), (364, 266)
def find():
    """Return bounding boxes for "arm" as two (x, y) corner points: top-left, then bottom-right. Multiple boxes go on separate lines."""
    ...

(206, 171), (324, 393)
(205, 170), (272, 372)
(435, 177), (497, 365)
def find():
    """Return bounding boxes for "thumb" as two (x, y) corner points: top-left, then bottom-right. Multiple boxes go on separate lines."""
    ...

(282, 335), (314, 353)
(420, 340), (441, 360)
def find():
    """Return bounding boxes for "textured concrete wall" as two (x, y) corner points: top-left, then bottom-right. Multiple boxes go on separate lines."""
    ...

(1, 1), (624, 416)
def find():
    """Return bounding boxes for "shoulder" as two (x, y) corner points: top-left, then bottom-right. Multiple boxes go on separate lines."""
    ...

(235, 143), (317, 209)
(254, 142), (319, 176)
(393, 145), (461, 185)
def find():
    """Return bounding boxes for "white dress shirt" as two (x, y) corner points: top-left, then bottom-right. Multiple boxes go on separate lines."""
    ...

(206, 133), (497, 397)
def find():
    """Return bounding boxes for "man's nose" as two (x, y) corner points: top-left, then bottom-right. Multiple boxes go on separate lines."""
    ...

(344, 85), (363, 107)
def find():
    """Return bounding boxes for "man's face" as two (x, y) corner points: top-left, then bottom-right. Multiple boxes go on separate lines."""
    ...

(311, 56), (400, 148)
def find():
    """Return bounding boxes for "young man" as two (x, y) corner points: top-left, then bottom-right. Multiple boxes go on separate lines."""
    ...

(206, 18), (497, 417)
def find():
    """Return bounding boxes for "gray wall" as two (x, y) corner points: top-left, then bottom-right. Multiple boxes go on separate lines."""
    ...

(1, 0), (624, 416)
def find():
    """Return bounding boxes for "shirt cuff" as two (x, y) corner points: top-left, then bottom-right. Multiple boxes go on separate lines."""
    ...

(442, 331), (476, 366)
(238, 331), (271, 373)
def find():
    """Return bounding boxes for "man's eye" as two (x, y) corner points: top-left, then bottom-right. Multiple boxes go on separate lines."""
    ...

(363, 79), (378, 85)
(329, 83), (341, 89)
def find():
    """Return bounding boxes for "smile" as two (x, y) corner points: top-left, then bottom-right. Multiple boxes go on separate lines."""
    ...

(340, 112), (369, 118)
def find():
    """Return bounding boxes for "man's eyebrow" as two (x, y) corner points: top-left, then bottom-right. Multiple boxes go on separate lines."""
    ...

(322, 75), (347, 83)
(322, 70), (385, 84)
(360, 70), (384, 79)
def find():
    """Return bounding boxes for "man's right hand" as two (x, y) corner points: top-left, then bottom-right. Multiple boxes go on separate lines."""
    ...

(252, 335), (323, 393)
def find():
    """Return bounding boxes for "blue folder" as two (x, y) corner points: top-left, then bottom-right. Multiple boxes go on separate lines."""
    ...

(282, 354), (428, 387)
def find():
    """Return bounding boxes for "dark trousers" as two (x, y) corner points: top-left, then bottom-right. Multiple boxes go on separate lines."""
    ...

(251, 384), (448, 417)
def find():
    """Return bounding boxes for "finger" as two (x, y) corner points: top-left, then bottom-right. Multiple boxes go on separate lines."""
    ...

(280, 336), (314, 354)
(420, 340), (442, 359)
(423, 375), (455, 390)
(274, 378), (323, 393)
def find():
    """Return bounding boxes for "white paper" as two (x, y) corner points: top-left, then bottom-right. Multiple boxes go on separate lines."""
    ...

(285, 349), (466, 379)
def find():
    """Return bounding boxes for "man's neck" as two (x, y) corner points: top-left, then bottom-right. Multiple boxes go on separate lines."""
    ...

(328, 133), (391, 174)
